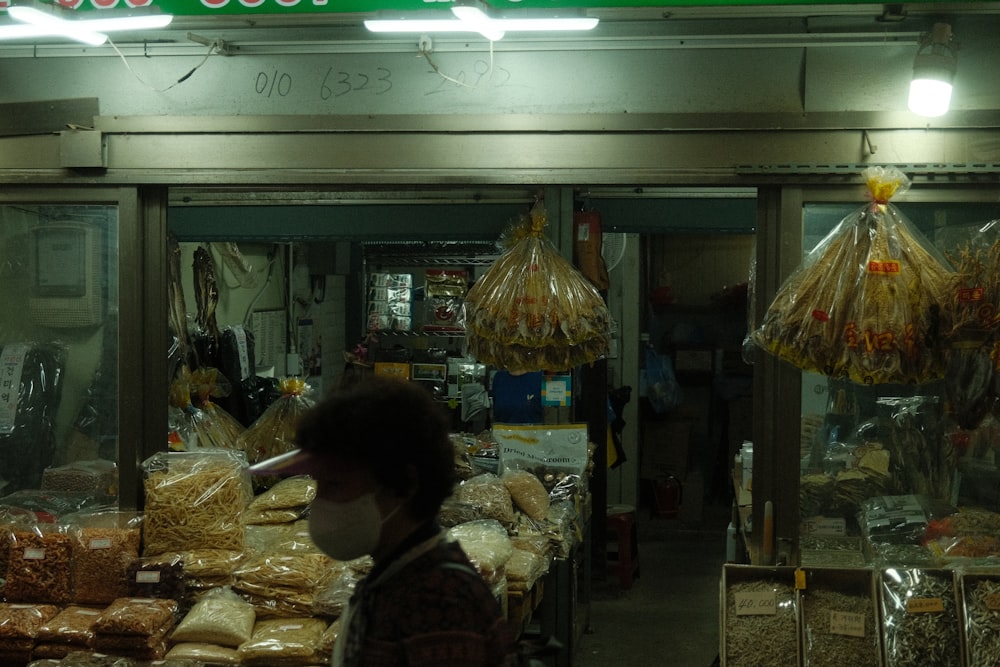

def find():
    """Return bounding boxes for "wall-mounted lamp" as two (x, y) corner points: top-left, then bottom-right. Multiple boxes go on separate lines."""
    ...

(0, 1), (173, 45)
(364, 0), (598, 42)
(907, 22), (957, 117)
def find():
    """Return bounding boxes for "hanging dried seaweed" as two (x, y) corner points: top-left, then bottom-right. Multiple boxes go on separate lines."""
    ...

(753, 167), (959, 385)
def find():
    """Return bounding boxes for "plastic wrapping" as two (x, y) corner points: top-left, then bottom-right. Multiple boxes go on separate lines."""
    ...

(447, 519), (513, 586)
(453, 473), (516, 527)
(723, 576), (799, 666)
(961, 573), (1000, 666)
(0, 603), (60, 639)
(36, 606), (102, 646)
(236, 378), (315, 491)
(0, 342), (65, 493)
(5, 524), (73, 603)
(127, 553), (186, 602)
(800, 571), (880, 667)
(880, 567), (962, 667)
(40, 459), (117, 497)
(934, 219), (1000, 428)
(67, 510), (143, 605)
(245, 475), (316, 513)
(141, 449), (251, 556)
(237, 616), (329, 666)
(754, 167), (958, 385)
(168, 368), (245, 452)
(170, 586), (256, 647)
(165, 642), (242, 664)
(501, 469), (550, 522)
(461, 201), (611, 372)
(312, 567), (363, 619)
(92, 597), (179, 636)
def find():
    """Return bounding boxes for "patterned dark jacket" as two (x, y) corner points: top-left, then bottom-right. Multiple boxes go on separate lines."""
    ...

(334, 524), (516, 667)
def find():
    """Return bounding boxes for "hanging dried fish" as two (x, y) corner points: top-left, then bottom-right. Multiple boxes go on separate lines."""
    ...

(193, 245), (222, 368)
(167, 235), (194, 371)
(462, 201), (611, 372)
(753, 167), (959, 385)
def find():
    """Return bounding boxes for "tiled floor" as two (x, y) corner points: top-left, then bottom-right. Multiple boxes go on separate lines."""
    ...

(574, 499), (730, 667)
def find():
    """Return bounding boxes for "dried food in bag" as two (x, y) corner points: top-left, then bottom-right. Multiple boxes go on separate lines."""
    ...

(462, 201), (610, 373)
(236, 378), (316, 491)
(127, 553), (186, 601)
(92, 597), (179, 636)
(238, 617), (329, 665)
(447, 519), (513, 586)
(141, 449), (251, 555)
(68, 510), (143, 605)
(753, 167), (958, 385)
(453, 473), (516, 526)
(501, 469), (550, 522)
(170, 586), (256, 647)
(4, 526), (72, 603)
(165, 642), (242, 664)
(36, 605), (102, 645)
(0, 603), (59, 639)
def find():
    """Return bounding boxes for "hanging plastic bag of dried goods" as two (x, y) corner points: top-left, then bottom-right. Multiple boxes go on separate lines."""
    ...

(462, 201), (611, 373)
(752, 166), (958, 385)
(937, 219), (1000, 428)
(236, 377), (315, 491)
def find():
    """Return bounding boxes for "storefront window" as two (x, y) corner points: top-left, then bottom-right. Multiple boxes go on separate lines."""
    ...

(797, 197), (1000, 567)
(0, 204), (119, 508)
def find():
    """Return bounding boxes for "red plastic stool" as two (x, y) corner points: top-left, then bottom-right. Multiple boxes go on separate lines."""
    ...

(606, 504), (640, 589)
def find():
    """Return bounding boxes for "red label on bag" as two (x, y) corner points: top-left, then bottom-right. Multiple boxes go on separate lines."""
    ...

(958, 287), (985, 303)
(867, 260), (901, 275)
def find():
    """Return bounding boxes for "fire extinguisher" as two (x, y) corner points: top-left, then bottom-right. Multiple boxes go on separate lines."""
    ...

(655, 475), (682, 519)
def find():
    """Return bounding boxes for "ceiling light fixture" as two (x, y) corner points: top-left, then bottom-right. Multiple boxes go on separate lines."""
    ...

(364, 0), (599, 42)
(2, 2), (173, 45)
(907, 22), (957, 118)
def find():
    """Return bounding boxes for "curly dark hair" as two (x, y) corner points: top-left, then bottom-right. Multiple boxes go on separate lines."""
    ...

(294, 376), (456, 519)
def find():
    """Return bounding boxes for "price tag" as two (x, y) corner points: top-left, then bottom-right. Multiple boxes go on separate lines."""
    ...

(830, 611), (866, 637)
(986, 593), (1000, 611)
(734, 591), (777, 616)
(907, 597), (945, 613)
(23, 547), (46, 560)
(89, 538), (113, 549)
(135, 571), (162, 584)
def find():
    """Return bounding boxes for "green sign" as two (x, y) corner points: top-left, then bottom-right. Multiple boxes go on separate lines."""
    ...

(1, 0), (979, 17)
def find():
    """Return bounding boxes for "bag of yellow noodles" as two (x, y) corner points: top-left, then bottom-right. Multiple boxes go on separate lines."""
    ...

(461, 201), (611, 373)
(752, 166), (958, 385)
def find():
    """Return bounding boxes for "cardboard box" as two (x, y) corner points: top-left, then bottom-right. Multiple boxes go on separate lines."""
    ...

(720, 565), (801, 667)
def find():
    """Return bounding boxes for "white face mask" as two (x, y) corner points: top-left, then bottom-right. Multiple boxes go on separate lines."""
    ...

(308, 492), (402, 561)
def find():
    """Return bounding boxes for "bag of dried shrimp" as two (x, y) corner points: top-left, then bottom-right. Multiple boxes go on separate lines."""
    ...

(753, 166), (958, 385)
(461, 201), (611, 372)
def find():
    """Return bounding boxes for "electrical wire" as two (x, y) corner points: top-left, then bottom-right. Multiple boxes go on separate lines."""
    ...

(420, 38), (495, 89)
(107, 37), (217, 92)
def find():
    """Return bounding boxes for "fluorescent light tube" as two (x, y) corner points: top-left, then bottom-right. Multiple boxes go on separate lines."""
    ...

(4, 3), (173, 45)
(7, 5), (107, 45)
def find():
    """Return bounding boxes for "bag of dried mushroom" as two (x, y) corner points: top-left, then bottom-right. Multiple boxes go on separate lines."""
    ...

(753, 166), (959, 385)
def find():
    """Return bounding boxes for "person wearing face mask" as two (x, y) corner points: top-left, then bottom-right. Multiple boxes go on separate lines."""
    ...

(249, 375), (517, 667)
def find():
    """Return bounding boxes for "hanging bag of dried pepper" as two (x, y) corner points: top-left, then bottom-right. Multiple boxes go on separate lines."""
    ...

(753, 166), (959, 385)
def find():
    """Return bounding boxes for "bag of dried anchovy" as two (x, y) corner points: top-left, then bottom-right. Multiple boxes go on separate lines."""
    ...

(880, 567), (963, 667)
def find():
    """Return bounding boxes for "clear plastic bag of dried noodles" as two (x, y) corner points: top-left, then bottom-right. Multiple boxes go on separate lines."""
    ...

(461, 201), (611, 373)
(753, 166), (958, 385)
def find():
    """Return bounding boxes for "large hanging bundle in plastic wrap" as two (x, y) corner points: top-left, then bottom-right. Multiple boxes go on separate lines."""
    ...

(937, 219), (1000, 428)
(236, 378), (316, 491)
(753, 167), (959, 385)
(461, 202), (611, 372)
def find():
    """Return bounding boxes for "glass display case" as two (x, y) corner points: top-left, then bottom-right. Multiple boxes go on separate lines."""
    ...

(0, 202), (123, 509)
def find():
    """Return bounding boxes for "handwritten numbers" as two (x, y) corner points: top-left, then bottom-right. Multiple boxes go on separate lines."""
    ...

(320, 67), (392, 100)
(256, 70), (292, 98)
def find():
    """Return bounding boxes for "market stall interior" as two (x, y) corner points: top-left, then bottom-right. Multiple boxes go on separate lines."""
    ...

(1, 1), (1000, 666)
